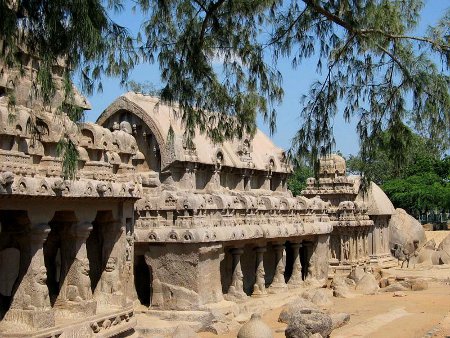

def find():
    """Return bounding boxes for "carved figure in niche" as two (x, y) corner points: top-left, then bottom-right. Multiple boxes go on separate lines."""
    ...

(99, 257), (122, 294)
(380, 228), (384, 253)
(125, 232), (133, 262)
(331, 236), (338, 259)
(365, 233), (369, 255)
(67, 258), (92, 302)
(358, 233), (363, 257)
(342, 235), (350, 261)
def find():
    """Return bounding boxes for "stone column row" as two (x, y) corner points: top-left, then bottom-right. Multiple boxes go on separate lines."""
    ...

(335, 228), (370, 265)
(225, 241), (311, 300)
(4, 216), (126, 329)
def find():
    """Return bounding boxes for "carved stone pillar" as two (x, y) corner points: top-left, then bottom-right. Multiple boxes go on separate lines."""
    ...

(124, 231), (138, 303)
(252, 246), (267, 297)
(304, 242), (314, 281)
(354, 228), (361, 261)
(287, 242), (303, 286)
(364, 228), (369, 257)
(357, 229), (364, 261)
(95, 221), (125, 306)
(5, 223), (54, 328)
(349, 229), (356, 262)
(263, 173), (271, 190)
(269, 243), (287, 293)
(225, 248), (246, 300)
(57, 221), (96, 316)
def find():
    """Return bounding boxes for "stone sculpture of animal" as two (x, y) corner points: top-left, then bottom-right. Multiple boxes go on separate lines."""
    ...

(392, 241), (419, 268)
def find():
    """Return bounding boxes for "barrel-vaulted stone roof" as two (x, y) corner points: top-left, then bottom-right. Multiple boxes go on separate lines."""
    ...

(97, 92), (291, 173)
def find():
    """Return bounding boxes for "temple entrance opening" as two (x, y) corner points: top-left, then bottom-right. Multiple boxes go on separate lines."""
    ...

(134, 247), (151, 307)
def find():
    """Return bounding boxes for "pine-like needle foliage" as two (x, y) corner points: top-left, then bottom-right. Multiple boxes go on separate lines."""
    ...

(0, 0), (138, 102)
(0, 0), (139, 178)
(136, 0), (449, 171)
(278, 0), (450, 176)
(137, 0), (284, 148)
(1, 0), (449, 179)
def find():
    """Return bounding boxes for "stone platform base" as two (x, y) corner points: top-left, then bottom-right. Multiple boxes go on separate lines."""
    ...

(1, 306), (135, 338)
(3, 309), (55, 329)
(328, 261), (369, 278)
(54, 299), (97, 321)
(370, 254), (397, 268)
(135, 283), (314, 335)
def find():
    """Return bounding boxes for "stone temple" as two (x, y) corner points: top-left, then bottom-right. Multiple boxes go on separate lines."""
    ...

(0, 51), (415, 337)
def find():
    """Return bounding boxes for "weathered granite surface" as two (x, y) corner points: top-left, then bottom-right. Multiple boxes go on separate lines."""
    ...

(0, 49), (406, 336)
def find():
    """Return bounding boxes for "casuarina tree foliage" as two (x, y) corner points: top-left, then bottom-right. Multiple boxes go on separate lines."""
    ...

(1, 0), (449, 178)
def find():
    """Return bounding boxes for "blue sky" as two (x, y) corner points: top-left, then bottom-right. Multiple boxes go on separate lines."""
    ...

(81, 0), (447, 156)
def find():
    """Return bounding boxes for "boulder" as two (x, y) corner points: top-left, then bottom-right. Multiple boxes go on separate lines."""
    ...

(331, 275), (355, 288)
(279, 298), (320, 324)
(237, 313), (273, 338)
(382, 282), (409, 292)
(438, 233), (450, 264)
(372, 267), (383, 281)
(301, 288), (333, 308)
(330, 313), (350, 330)
(355, 273), (379, 295)
(285, 322), (311, 338)
(389, 208), (426, 253)
(348, 266), (365, 283)
(417, 247), (437, 265)
(172, 324), (198, 338)
(379, 278), (389, 288)
(285, 311), (333, 338)
(333, 286), (353, 299)
(411, 279), (428, 291)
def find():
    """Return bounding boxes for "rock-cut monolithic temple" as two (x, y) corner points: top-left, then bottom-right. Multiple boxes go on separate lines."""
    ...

(0, 50), (399, 337)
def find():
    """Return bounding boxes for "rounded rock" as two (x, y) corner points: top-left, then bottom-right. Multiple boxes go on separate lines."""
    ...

(237, 313), (274, 338)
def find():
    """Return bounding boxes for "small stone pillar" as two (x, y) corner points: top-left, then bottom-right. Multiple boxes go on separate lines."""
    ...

(269, 243), (287, 293)
(225, 248), (246, 300)
(95, 221), (125, 306)
(263, 173), (271, 190)
(349, 230), (356, 262)
(288, 242), (303, 286)
(364, 228), (369, 257)
(357, 229), (364, 261)
(124, 231), (138, 303)
(6, 223), (54, 328)
(252, 246), (267, 297)
(57, 221), (96, 316)
(304, 242), (314, 281)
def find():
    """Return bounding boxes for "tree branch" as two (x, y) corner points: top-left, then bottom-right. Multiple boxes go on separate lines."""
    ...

(198, 0), (227, 48)
(301, 0), (449, 52)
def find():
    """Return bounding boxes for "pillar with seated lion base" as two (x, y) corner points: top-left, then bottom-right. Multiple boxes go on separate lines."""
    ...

(5, 223), (55, 329)
(269, 243), (287, 293)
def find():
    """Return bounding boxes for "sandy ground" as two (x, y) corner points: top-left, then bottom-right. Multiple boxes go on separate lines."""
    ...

(199, 267), (450, 338)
